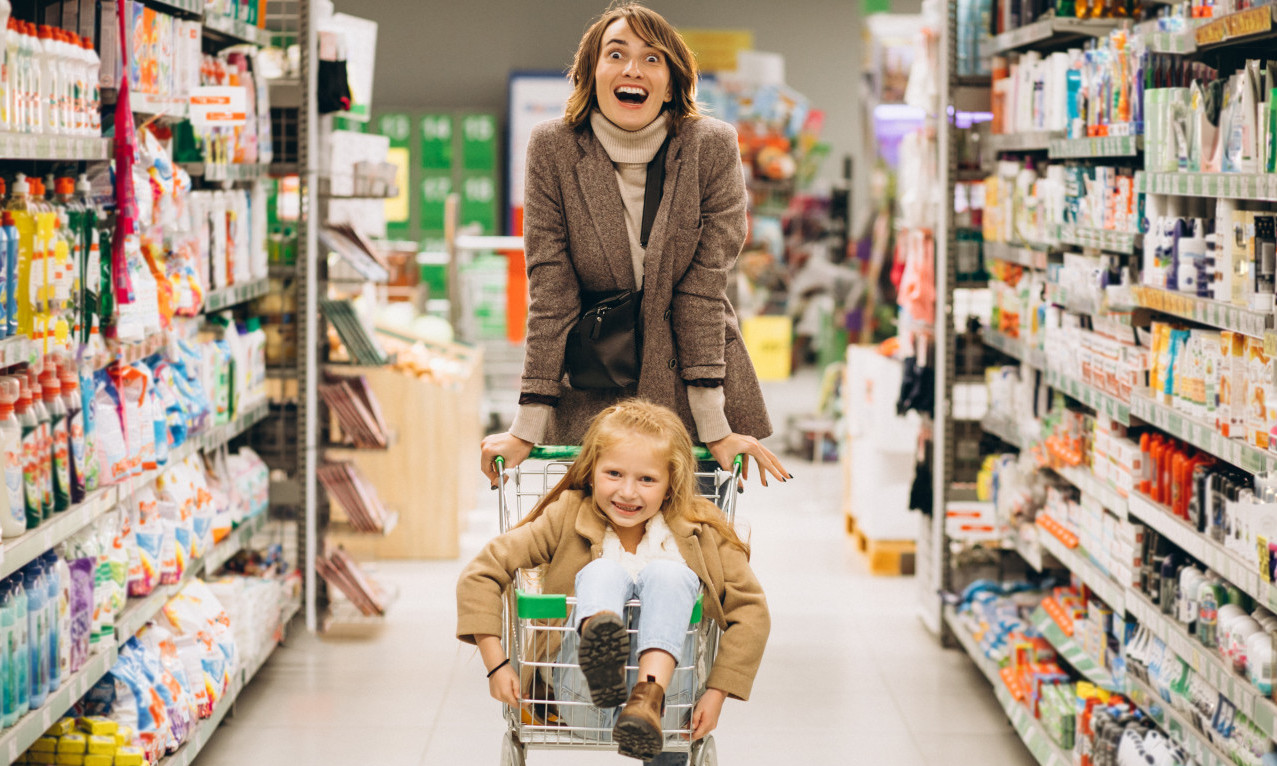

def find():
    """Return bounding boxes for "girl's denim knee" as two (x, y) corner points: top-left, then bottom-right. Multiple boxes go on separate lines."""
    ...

(634, 560), (700, 658)
(573, 558), (635, 629)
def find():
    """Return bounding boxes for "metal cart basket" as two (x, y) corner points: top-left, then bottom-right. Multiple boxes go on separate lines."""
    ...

(494, 446), (741, 765)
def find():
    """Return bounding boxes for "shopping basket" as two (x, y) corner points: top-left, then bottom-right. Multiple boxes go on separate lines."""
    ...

(493, 446), (741, 765)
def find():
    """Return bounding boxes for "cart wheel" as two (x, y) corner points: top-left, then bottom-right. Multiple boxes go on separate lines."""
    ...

(501, 730), (526, 766)
(690, 735), (716, 766)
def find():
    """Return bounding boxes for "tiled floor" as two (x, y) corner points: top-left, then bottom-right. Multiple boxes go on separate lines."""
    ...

(196, 373), (1037, 765)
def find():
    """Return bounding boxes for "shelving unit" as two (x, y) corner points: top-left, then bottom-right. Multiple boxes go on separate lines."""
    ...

(1029, 606), (1120, 690)
(1131, 286), (1273, 338)
(1138, 171), (1277, 201)
(979, 16), (1121, 56)
(1048, 135), (1141, 159)
(0, 644), (117, 763)
(1055, 226), (1140, 254)
(1124, 675), (1233, 766)
(0, 134), (112, 161)
(982, 241), (1050, 270)
(205, 277), (273, 313)
(986, 131), (1059, 153)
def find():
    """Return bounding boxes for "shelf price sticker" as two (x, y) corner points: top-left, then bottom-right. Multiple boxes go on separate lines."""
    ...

(189, 86), (248, 127)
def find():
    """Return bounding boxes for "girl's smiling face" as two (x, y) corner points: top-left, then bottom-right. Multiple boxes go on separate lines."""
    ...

(592, 436), (670, 545)
(594, 18), (672, 131)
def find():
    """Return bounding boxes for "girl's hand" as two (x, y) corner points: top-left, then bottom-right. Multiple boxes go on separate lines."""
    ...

(488, 662), (521, 706)
(707, 433), (791, 487)
(481, 432), (534, 487)
(691, 688), (726, 740)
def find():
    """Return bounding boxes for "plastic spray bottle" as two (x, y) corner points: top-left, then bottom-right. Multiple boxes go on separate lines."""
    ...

(6, 175), (34, 338)
(1, 16), (16, 130)
(44, 551), (62, 691)
(41, 362), (67, 512)
(58, 363), (83, 504)
(0, 581), (14, 727)
(3, 210), (16, 339)
(0, 379), (23, 539)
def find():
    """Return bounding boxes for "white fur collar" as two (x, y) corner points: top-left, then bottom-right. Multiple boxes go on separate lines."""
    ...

(601, 512), (686, 580)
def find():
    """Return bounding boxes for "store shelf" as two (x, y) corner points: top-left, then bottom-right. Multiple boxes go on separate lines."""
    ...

(1129, 393), (1277, 475)
(1127, 589), (1277, 738)
(0, 643), (117, 763)
(1132, 285), (1272, 339)
(1013, 526), (1049, 572)
(1048, 135), (1142, 159)
(982, 413), (1026, 450)
(0, 488), (117, 581)
(1029, 606), (1121, 690)
(1138, 171), (1277, 202)
(987, 131), (1060, 153)
(204, 511), (270, 574)
(1052, 464), (1128, 519)
(944, 606), (1075, 766)
(0, 133), (112, 162)
(129, 93), (190, 123)
(1035, 516), (1126, 614)
(1044, 368), (1130, 426)
(982, 327), (1045, 370)
(203, 14), (270, 47)
(204, 277), (270, 312)
(180, 163), (269, 183)
(1127, 494), (1277, 612)
(980, 16), (1121, 56)
(1125, 675), (1232, 766)
(1056, 226), (1140, 254)
(1193, 4), (1277, 53)
(983, 241), (1050, 270)
(329, 510), (399, 537)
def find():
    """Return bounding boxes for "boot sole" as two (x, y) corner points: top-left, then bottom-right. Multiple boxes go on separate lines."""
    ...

(577, 612), (629, 708)
(613, 714), (664, 761)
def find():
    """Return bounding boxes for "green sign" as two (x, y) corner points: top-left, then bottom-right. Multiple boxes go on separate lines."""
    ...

(459, 173), (497, 234)
(377, 113), (412, 148)
(420, 114), (454, 170)
(420, 172), (453, 231)
(460, 113), (497, 172)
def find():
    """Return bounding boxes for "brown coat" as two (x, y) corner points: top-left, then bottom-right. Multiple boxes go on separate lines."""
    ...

(521, 116), (772, 445)
(456, 490), (770, 701)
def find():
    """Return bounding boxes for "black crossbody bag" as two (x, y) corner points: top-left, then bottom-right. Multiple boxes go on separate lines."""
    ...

(565, 134), (671, 390)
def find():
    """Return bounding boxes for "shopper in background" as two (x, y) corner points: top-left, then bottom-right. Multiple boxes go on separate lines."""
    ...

(459, 399), (769, 764)
(480, 2), (789, 488)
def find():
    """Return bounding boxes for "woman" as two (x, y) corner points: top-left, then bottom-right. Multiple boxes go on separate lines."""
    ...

(481, 3), (789, 487)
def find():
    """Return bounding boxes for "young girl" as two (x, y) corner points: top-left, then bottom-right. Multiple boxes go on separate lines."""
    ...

(457, 399), (770, 764)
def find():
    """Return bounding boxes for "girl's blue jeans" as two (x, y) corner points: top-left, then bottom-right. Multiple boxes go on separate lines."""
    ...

(553, 558), (701, 765)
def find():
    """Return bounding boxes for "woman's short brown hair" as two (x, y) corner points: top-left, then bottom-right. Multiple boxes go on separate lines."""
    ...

(564, 3), (701, 133)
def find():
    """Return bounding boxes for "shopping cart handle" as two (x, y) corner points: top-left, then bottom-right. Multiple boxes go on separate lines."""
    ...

(528, 445), (727, 462)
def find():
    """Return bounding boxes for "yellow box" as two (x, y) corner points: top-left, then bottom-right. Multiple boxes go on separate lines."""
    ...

(29, 753), (57, 766)
(113, 747), (144, 766)
(77, 718), (118, 737)
(741, 315), (793, 381)
(32, 738), (59, 753)
(83, 756), (113, 766)
(86, 737), (116, 757)
(58, 734), (88, 754)
(46, 719), (77, 737)
(55, 755), (84, 766)
(113, 727), (133, 748)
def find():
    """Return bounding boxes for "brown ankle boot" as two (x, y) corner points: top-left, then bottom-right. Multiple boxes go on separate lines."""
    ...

(613, 675), (665, 761)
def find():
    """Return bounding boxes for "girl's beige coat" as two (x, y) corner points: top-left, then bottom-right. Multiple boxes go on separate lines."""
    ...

(456, 490), (770, 701)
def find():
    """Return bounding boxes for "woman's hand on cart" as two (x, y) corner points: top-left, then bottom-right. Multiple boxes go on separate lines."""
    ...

(481, 432), (535, 488)
(707, 433), (791, 487)
(691, 688), (727, 740)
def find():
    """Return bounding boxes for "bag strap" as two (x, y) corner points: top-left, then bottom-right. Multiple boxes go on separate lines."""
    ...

(639, 132), (672, 249)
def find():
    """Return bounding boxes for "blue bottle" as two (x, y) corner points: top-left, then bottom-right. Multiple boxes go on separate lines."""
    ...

(12, 576), (27, 721)
(23, 566), (45, 709)
(1, 212), (14, 339)
(42, 553), (58, 691)
(0, 582), (10, 728)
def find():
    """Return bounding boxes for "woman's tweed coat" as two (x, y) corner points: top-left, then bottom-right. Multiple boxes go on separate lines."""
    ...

(520, 115), (772, 445)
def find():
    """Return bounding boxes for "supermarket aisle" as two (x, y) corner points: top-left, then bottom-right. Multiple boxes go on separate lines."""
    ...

(196, 372), (1035, 765)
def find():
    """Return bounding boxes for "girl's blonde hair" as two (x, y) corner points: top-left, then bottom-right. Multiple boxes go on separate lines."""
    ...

(563, 2), (701, 133)
(518, 399), (749, 557)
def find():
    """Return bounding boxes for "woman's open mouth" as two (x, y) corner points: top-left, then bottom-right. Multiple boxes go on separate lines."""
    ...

(614, 85), (649, 107)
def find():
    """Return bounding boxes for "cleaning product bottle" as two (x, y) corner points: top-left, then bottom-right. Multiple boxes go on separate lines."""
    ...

(27, 370), (50, 521)
(7, 174), (34, 338)
(0, 581), (14, 727)
(82, 37), (98, 135)
(58, 362), (82, 504)
(0, 13), (14, 130)
(11, 574), (26, 721)
(0, 378), (22, 539)
(44, 551), (62, 691)
(15, 379), (37, 530)
(0, 182), (8, 341)
(33, 26), (52, 134)
(41, 362), (67, 512)
(58, 177), (83, 348)
(3, 210), (16, 339)
(23, 564), (44, 708)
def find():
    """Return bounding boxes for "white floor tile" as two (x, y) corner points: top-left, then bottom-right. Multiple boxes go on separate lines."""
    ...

(190, 370), (1038, 765)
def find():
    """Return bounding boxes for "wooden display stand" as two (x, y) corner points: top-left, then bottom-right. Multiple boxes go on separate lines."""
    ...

(326, 345), (483, 559)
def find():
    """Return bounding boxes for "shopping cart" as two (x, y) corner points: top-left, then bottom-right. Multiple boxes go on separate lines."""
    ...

(493, 446), (741, 766)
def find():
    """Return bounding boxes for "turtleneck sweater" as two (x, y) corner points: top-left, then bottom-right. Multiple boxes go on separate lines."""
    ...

(507, 110), (732, 446)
